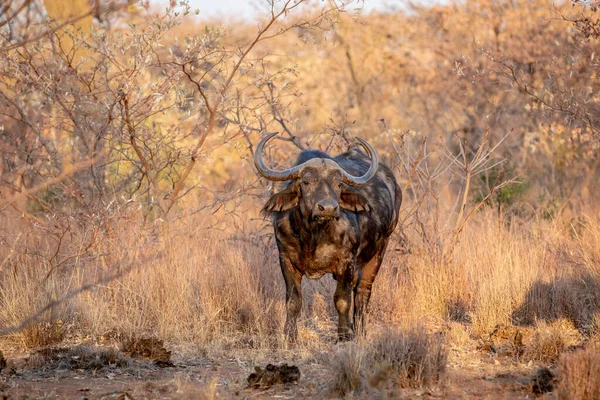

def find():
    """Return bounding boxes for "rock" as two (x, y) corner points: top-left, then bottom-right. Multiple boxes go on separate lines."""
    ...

(121, 337), (171, 363)
(153, 360), (175, 368)
(531, 367), (555, 396)
(247, 363), (301, 389)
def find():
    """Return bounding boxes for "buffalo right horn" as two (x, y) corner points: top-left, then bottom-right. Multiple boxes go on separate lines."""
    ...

(254, 132), (304, 181)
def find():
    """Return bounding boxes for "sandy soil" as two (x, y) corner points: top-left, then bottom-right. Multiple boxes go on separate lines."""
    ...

(0, 335), (556, 400)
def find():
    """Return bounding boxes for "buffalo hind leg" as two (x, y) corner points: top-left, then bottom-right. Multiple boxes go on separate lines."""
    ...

(354, 243), (388, 337)
(279, 253), (303, 342)
(335, 265), (354, 342)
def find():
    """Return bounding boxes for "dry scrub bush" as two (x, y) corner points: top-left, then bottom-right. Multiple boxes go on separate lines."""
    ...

(2, 0), (600, 365)
(76, 222), (285, 347)
(330, 343), (365, 397)
(26, 345), (131, 371)
(0, 0), (351, 226)
(329, 328), (447, 397)
(524, 321), (567, 364)
(0, 0), (347, 348)
(558, 345), (600, 400)
(369, 209), (600, 339)
(367, 328), (447, 389)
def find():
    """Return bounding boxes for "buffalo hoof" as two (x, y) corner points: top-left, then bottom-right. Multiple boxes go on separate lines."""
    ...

(337, 330), (355, 343)
(283, 325), (298, 345)
(284, 332), (298, 347)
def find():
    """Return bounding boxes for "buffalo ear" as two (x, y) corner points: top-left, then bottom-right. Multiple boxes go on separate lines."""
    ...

(261, 186), (299, 216)
(340, 190), (371, 212)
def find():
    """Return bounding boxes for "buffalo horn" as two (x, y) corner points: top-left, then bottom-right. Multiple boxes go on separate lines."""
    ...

(254, 133), (379, 186)
(254, 132), (304, 181)
(339, 137), (379, 187)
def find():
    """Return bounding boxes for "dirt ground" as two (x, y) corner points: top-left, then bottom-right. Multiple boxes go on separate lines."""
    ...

(0, 334), (557, 400)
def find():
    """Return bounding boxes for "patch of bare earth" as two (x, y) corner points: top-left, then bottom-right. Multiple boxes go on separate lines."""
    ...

(0, 324), (587, 399)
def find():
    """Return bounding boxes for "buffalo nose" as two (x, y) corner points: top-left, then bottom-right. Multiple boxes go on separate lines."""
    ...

(315, 200), (339, 218)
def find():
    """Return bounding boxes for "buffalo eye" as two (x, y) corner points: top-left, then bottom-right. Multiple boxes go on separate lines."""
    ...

(302, 180), (310, 185)
(338, 183), (343, 189)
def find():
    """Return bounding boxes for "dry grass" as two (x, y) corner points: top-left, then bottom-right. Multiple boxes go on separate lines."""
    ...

(444, 322), (471, 348)
(0, 255), (73, 348)
(0, 219), (286, 349)
(557, 345), (600, 400)
(91, 227), (288, 348)
(26, 345), (131, 371)
(523, 320), (584, 364)
(524, 322), (566, 363)
(329, 327), (447, 397)
(0, 208), (599, 376)
(367, 328), (447, 389)
(370, 209), (600, 339)
(329, 343), (365, 397)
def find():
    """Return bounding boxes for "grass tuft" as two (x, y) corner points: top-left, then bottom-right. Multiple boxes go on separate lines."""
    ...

(367, 328), (447, 389)
(329, 343), (365, 397)
(558, 345), (600, 400)
(524, 322), (566, 363)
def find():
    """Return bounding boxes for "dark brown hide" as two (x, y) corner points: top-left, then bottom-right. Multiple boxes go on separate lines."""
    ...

(256, 141), (401, 342)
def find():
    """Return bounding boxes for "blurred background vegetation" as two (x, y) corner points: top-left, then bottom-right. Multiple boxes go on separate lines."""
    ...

(1, 0), (598, 227)
(1, 0), (600, 366)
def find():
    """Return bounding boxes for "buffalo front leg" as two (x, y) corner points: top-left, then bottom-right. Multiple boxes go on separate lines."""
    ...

(335, 264), (354, 341)
(279, 253), (303, 342)
(353, 282), (372, 338)
(354, 245), (387, 337)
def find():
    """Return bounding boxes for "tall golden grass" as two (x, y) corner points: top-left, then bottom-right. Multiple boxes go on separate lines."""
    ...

(558, 344), (600, 400)
(1, 205), (598, 352)
(372, 209), (600, 337)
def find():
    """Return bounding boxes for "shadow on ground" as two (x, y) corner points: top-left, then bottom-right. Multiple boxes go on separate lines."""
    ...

(511, 274), (600, 335)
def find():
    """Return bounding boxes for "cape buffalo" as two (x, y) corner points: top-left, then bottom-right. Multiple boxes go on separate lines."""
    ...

(254, 133), (401, 341)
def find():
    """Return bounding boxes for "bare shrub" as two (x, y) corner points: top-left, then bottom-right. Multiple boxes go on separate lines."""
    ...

(557, 345), (600, 400)
(0, 0), (349, 347)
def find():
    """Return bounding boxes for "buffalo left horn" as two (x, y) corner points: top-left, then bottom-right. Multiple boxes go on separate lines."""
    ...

(338, 137), (379, 187)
